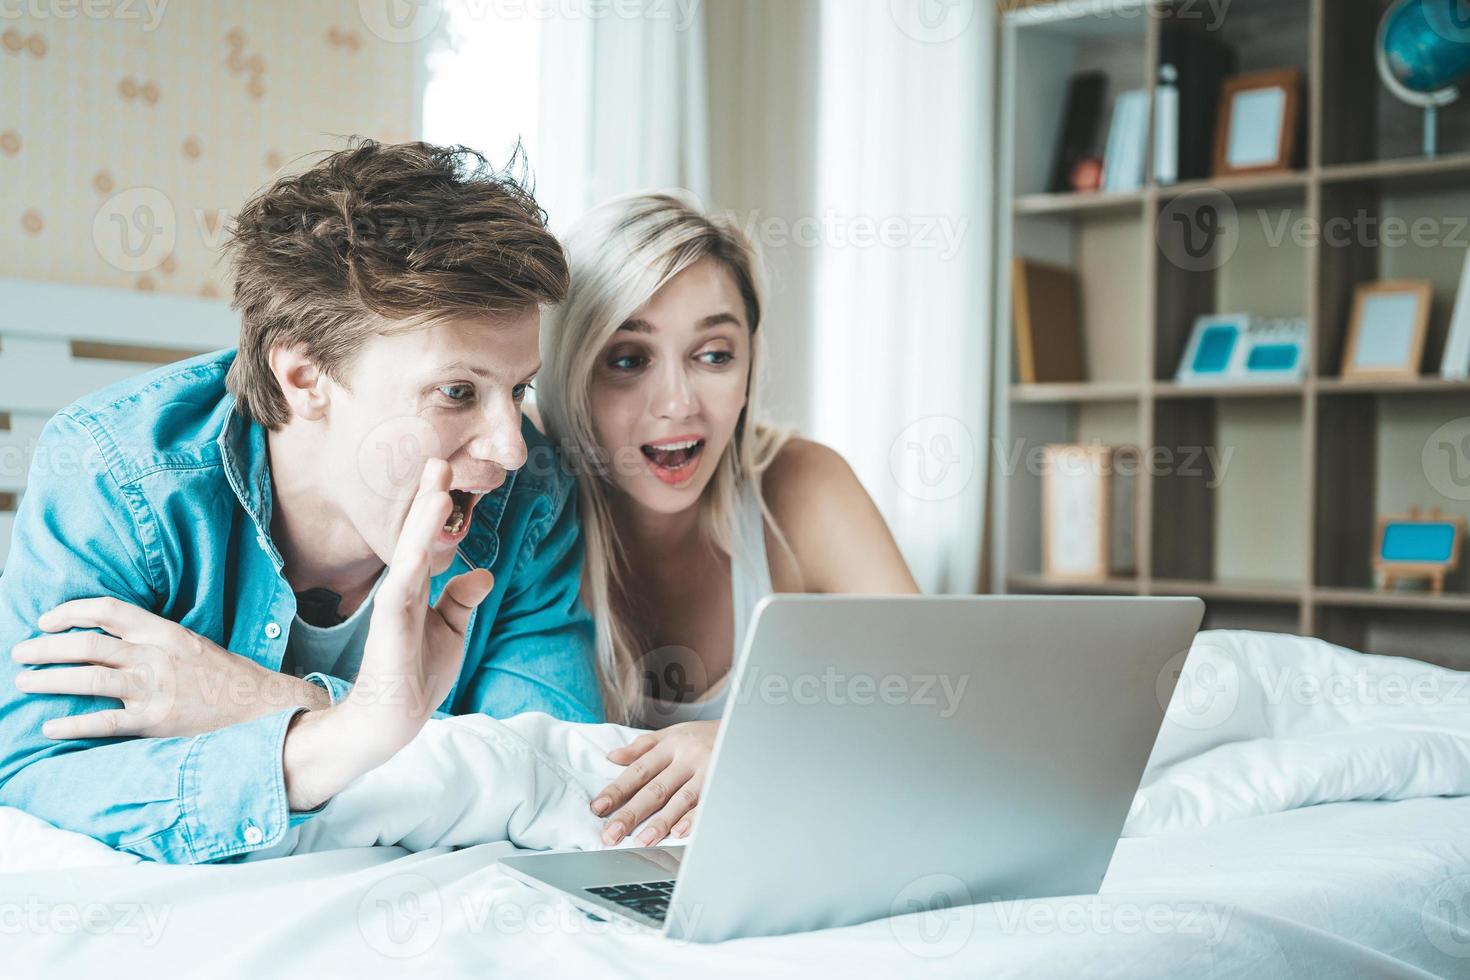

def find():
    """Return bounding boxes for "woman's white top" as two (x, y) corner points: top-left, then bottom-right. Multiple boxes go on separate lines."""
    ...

(636, 481), (773, 728)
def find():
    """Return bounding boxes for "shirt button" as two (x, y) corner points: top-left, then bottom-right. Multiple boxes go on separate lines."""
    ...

(264, 622), (282, 640)
(243, 823), (264, 846)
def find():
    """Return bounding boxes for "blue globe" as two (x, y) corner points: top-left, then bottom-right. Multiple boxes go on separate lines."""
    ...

(1381, 0), (1470, 94)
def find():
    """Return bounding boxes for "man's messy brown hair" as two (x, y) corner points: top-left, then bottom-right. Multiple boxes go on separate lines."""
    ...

(223, 139), (569, 428)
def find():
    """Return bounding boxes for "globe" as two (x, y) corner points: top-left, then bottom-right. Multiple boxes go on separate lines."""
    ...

(1379, 0), (1470, 99)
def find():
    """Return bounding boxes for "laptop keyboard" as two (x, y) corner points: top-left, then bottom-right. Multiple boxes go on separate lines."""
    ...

(585, 880), (677, 922)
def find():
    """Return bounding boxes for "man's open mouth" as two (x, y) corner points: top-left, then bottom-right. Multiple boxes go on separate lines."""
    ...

(445, 489), (475, 537)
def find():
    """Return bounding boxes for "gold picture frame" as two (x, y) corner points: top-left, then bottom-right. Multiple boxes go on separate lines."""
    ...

(1341, 279), (1433, 381)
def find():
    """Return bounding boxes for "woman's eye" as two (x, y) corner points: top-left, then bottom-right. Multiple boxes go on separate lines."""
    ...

(699, 350), (735, 366)
(512, 382), (533, 401)
(609, 354), (647, 371)
(437, 384), (474, 403)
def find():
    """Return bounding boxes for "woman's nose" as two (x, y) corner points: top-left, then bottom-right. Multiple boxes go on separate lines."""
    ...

(653, 365), (697, 420)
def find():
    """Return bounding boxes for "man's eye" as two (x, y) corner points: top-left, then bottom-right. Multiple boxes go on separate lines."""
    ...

(699, 350), (735, 366)
(512, 382), (534, 401)
(437, 384), (474, 402)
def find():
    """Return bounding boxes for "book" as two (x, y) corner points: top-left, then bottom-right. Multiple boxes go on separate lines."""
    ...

(1102, 90), (1148, 192)
(1047, 71), (1107, 194)
(1160, 25), (1237, 182)
(1443, 249), (1470, 380)
(1012, 257), (1085, 384)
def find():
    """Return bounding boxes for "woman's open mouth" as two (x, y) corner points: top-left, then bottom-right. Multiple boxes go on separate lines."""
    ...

(641, 437), (706, 486)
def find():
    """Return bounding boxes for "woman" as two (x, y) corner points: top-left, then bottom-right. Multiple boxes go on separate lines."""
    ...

(536, 190), (919, 847)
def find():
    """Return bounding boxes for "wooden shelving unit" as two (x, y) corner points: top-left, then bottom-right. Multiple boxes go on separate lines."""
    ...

(992, 0), (1470, 670)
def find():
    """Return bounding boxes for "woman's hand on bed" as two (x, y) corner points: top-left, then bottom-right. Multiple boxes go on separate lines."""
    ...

(12, 599), (331, 739)
(593, 720), (718, 846)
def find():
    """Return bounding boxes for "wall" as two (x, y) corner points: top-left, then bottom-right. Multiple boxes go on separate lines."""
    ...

(0, 0), (419, 299)
(703, 0), (823, 434)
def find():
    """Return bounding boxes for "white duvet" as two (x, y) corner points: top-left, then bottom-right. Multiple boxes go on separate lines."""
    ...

(3, 630), (1470, 979)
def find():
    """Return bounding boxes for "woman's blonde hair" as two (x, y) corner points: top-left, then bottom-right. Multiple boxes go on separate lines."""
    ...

(539, 189), (789, 723)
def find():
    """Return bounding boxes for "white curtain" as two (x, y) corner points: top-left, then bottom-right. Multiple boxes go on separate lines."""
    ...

(808, 1), (994, 594)
(529, 0), (995, 594)
(535, 4), (710, 234)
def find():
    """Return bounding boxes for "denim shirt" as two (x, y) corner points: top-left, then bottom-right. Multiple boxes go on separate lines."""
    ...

(0, 350), (603, 864)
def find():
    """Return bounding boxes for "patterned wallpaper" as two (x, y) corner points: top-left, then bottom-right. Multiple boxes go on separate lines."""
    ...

(0, 1), (419, 300)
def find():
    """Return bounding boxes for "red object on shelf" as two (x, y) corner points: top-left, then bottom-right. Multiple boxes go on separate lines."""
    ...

(1070, 157), (1104, 193)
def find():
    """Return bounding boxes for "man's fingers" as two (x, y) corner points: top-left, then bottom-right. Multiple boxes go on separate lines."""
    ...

(15, 665), (130, 700)
(11, 632), (133, 668)
(434, 568), (494, 637)
(37, 597), (166, 642)
(381, 459), (452, 607)
(41, 708), (135, 740)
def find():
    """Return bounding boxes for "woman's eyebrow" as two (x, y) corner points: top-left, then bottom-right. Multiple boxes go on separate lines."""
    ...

(617, 312), (741, 333)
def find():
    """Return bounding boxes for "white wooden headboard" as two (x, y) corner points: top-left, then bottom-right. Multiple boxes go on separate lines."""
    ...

(0, 278), (240, 568)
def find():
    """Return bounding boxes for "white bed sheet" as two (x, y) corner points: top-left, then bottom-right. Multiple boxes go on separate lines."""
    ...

(3, 797), (1466, 978)
(2, 629), (1469, 978)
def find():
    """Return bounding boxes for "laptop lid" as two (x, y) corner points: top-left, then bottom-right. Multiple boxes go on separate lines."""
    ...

(664, 594), (1203, 943)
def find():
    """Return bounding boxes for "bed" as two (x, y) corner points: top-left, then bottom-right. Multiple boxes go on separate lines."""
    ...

(3, 629), (1469, 979)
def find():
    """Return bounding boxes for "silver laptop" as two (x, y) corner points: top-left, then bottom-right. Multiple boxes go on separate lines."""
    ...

(499, 594), (1204, 943)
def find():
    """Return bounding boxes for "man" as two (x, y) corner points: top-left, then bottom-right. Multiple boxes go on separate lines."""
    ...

(0, 140), (603, 864)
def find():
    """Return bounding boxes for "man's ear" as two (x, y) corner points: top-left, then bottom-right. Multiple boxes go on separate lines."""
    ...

(267, 346), (330, 422)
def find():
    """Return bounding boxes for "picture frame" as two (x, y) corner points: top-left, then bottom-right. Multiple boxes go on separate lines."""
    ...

(1042, 444), (1138, 581)
(1212, 69), (1302, 177)
(1175, 314), (1308, 384)
(1341, 280), (1433, 381)
(1374, 506), (1465, 595)
(1011, 257), (1085, 385)
(1441, 248), (1470, 380)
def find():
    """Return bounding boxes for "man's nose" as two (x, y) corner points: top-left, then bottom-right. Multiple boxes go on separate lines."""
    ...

(465, 397), (528, 471)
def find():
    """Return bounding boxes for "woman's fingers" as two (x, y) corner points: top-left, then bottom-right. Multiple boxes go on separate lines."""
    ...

(632, 782), (700, 846)
(606, 731), (660, 765)
(671, 807), (698, 838)
(591, 738), (669, 817)
(602, 761), (698, 846)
